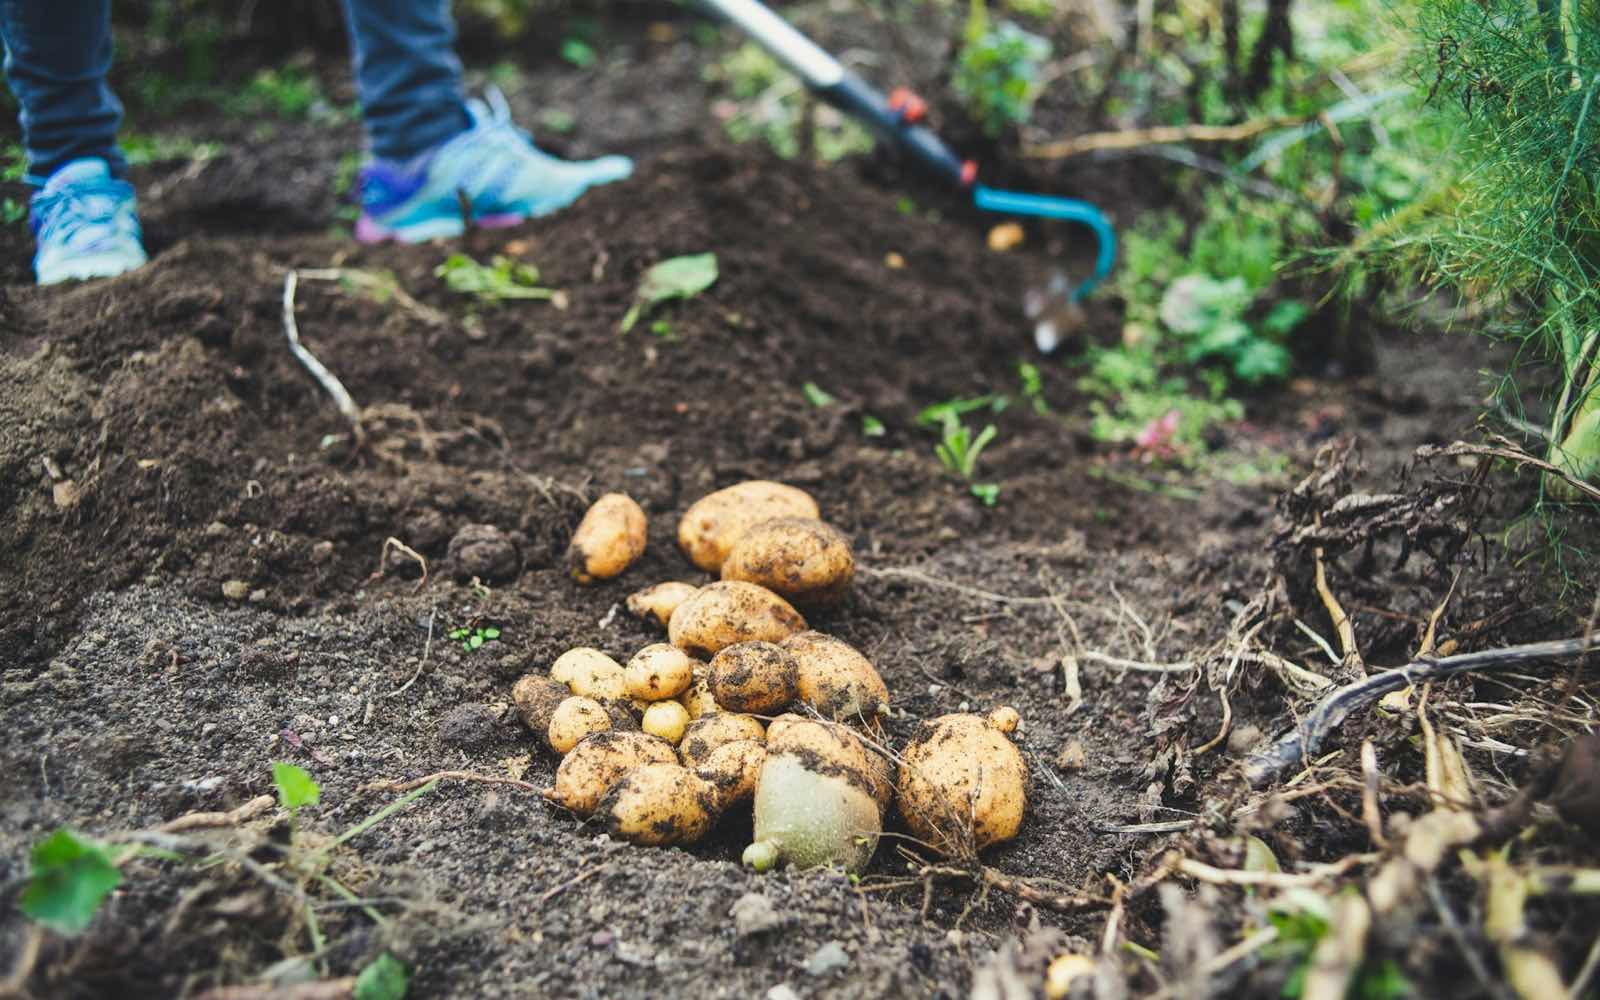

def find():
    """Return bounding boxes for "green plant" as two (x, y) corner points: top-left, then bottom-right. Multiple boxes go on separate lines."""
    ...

(19, 830), (130, 935)
(861, 414), (886, 437)
(802, 381), (836, 407)
(1158, 274), (1305, 385)
(705, 43), (874, 161)
(620, 253), (718, 333)
(1266, 894), (1412, 999)
(448, 624), (501, 651)
(1018, 361), (1048, 413)
(228, 66), (337, 120)
(952, 0), (1051, 136)
(435, 254), (556, 301)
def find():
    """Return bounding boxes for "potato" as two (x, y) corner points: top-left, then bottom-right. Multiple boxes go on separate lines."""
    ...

(511, 674), (570, 742)
(625, 643), (695, 702)
(721, 517), (854, 608)
(695, 739), (766, 811)
(548, 696), (612, 754)
(601, 762), (719, 846)
(989, 706), (1020, 735)
(781, 631), (889, 724)
(627, 581), (699, 629)
(677, 480), (820, 573)
(709, 641), (799, 714)
(864, 747), (896, 813)
(643, 700), (691, 744)
(541, 731), (677, 816)
(679, 713), (767, 767)
(896, 713), (1027, 855)
(568, 492), (647, 584)
(677, 669), (720, 719)
(668, 581), (807, 659)
(744, 718), (882, 873)
(550, 648), (627, 702)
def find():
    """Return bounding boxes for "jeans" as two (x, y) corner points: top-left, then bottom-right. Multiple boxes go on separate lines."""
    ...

(0, 0), (472, 185)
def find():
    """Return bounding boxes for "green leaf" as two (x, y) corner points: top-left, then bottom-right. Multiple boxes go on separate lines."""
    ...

(915, 395), (1001, 427)
(469, 634), (484, 649)
(1243, 835), (1281, 874)
(434, 253), (554, 302)
(861, 415), (885, 437)
(621, 253), (718, 332)
(1158, 274), (1251, 336)
(20, 830), (122, 935)
(272, 762), (321, 812)
(1260, 299), (1310, 338)
(970, 482), (1000, 506)
(1232, 339), (1293, 384)
(354, 952), (410, 1000)
(560, 38), (597, 68)
(801, 382), (836, 407)
(482, 627), (501, 640)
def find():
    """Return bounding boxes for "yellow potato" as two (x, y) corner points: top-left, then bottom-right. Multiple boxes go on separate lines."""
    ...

(643, 700), (691, 744)
(989, 706), (1020, 735)
(626, 582), (699, 629)
(668, 581), (807, 659)
(896, 713), (1028, 855)
(624, 643), (696, 701)
(747, 718), (882, 873)
(677, 668), (720, 719)
(695, 739), (767, 811)
(550, 648), (627, 702)
(781, 631), (890, 724)
(677, 480), (819, 573)
(548, 696), (612, 755)
(721, 517), (854, 608)
(568, 493), (647, 584)
(602, 762), (719, 846)
(709, 641), (799, 714)
(511, 674), (571, 742)
(678, 712), (767, 767)
(541, 731), (678, 816)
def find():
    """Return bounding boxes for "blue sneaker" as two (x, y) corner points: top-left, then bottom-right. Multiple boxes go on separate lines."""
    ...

(31, 158), (149, 286)
(355, 88), (633, 243)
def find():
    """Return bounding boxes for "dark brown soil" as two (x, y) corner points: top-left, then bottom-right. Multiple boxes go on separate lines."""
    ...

(2, 13), (1597, 1000)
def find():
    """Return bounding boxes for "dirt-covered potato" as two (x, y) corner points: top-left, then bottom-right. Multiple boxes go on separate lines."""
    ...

(626, 581), (699, 629)
(677, 669), (720, 719)
(601, 762), (719, 846)
(624, 643), (695, 702)
(988, 705), (1020, 734)
(668, 581), (807, 659)
(511, 674), (570, 742)
(896, 712), (1027, 855)
(677, 480), (820, 573)
(709, 641), (799, 714)
(744, 718), (882, 873)
(550, 648), (627, 702)
(548, 696), (612, 754)
(568, 492), (647, 584)
(721, 517), (854, 608)
(541, 731), (677, 816)
(678, 712), (767, 767)
(643, 700), (691, 744)
(781, 631), (890, 723)
(695, 739), (766, 811)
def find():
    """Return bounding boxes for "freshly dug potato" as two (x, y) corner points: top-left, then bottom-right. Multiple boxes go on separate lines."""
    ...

(568, 492), (647, 584)
(601, 762), (719, 846)
(721, 517), (854, 608)
(643, 700), (691, 744)
(781, 631), (890, 723)
(550, 648), (627, 702)
(541, 731), (677, 816)
(548, 696), (612, 754)
(625, 643), (695, 701)
(511, 674), (570, 741)
(709, 641), (799, 714)
(677, 480), (820, 573)
(897, 713), (1028, 855)
(864, 748), (896, 813)
(627, 581), (699, 629)
(695, 739), (767, 811)
(677, 669), (720, 719)
(989, 706), (1020, 735)
(668, 581), (807, 659)
(744, 718), (882, 873)
(679, 713), (767, 767)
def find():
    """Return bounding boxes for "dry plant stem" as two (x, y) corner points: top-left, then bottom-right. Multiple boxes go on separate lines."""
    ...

(282, 270), (365, 447)
(1415, 441), (1600, 503)
(1301, 893), (1371, 1000)
(1023, 113), (1311, 159)
(297, 267), (450, 328)
(1360, 740), (1387, 848)
(1313, 533), (1363, 677)
(158, 794), (276, 834)
(193, 979), (356, 1000)
(1143, 927), (1280, 1000)
(1424, 878), (1509, 1000)
(1177, 853), (1374, 889)
(374, 536), (428, 592)
(387, 605), (437, 699)
(1078, 651), (1196, 674)
(1484, 853), (1570, 1000)
(858, 566), (1059, 606)
(358, 770), (542, 795)
(0, 925), (43, 1000)
(1243, 637), (1600, 787)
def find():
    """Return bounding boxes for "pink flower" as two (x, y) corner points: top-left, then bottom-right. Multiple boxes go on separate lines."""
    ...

(1134, 409), (1182, 451)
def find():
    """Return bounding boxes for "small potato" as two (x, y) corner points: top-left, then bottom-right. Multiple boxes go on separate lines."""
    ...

(643, 700), (691, 744)
(781, 631), (890, 723)
(896, 713), (1028, 855)
(677, 481), (820, 573)
(695, 739), (767, 811)
(748, 719), (882, 873)
(678, 669), (720, 719)
(550, 648), (627, 702)
(721, 517), (854, 608)
(511, 674), (570, 742)
(542, 731), (677, 816)
(548, 696), (612, 754)
(679, 713), (767, 767)
(709, 641), (799, 714)
(602, 762), (719, 846)
(568, 493), (647, 584)
(668, 581), (807, 659)
(989, 706), (1020, 735)
(627, 582), (699, 629)
(625, 643), (696, 702)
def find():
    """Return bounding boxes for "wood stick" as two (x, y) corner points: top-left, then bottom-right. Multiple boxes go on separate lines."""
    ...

(1024, 115), (1310, 160)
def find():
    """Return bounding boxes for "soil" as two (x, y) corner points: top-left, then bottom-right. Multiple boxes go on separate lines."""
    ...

(2, 9), (1597, 1000)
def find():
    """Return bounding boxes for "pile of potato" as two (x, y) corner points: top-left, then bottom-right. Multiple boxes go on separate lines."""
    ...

(512, 480), (1028, 872)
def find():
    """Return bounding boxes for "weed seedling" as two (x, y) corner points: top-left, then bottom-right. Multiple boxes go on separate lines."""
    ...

(1018, 361), (1048, 413)
(861, 414), (886, 438)
(435, 253), (556, 302)
(448, 624), (501, 651)
(934, 414), (997, 479)
(802, 381), (836, 407)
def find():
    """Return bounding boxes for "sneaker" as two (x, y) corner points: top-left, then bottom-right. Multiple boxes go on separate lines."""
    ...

(355, 88), (633, 243)
(31, 158), (149, 286)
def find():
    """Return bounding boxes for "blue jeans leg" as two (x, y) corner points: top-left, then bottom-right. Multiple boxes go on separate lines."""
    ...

(341, 0), (472, 162)
(0, 0), (126, 185)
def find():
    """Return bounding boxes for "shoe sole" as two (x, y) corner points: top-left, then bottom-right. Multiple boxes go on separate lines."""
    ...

(36, 251), (148, 286)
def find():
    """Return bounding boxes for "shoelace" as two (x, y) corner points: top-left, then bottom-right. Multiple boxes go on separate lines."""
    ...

(463, 85), (539, 151)
(33, 179), (134, 243)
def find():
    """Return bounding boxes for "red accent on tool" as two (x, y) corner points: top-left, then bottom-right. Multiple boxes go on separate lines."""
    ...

(960, 161), (978, 187)
(887, 87), (928, 124)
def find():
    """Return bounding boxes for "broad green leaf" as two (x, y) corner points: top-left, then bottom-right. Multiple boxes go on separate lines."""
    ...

(915, 395), (1002, 427)
(354, 953), (410, 1000)
(861, 415), (885, 437)
(434, 254), (553, 302)
(482, 627), (501, 640)
(802, 382), (836, 407)
(272, 762), (321, 812)
(20, 829), (122, 935)
(621, 253), (718, 332)
(1242, 835), (1281, 874)
(1232, 339), (1293, 384)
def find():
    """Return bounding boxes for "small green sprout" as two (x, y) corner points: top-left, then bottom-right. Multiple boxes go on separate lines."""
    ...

(435, 253), (555, 301)
(354, 952), (410, 1000)
(273, 761), (321, 818)
(620, 253), (718, 333)
(802, 381), (836, 407)
(861, 414), (886, 437)
(448, 624), (501, 651)
(970, 483), (1001, 507)
(1018, 361), (1048, 413)
(19, 830), (125, 936)
(933, 414), (997, 480)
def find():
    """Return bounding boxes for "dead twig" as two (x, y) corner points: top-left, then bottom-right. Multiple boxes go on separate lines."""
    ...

(1079, 651), (1197, 674)
(1416, 440), (1600, 504)
(1177, 853), (1376, 889)
(192, 979), (356, 1000)
(371, 536), (428, 593)
(1024, 114), (1311, 159)
(357, 770), (541, 796)
(386, 605), (437, 699)
(282, 270), (365, 448)
(158, 794), (276, 834)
